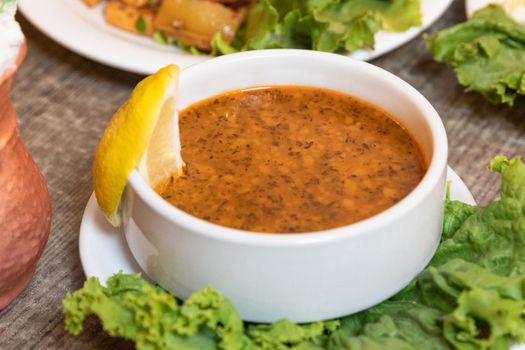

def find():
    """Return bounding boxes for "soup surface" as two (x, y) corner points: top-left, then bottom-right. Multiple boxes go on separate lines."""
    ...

(155, 86), (426, 233)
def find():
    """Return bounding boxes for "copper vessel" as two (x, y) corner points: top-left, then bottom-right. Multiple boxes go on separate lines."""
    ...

(0, 43), (51, 309)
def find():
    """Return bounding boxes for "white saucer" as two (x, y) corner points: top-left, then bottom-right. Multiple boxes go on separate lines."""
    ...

(79, 166), (475, 285)
(77, 160), (525, 344)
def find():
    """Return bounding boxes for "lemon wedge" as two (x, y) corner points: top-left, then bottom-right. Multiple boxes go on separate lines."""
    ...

(145, 96), (185, 187)
(92, 64), (182, 227)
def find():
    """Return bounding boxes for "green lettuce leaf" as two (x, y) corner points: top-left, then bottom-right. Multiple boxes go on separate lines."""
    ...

(425, 5), (525, 106)
(441, 199), (478, 241)
(210, 0), (421, 55)
(417, 259), (525, 349)
(431, 155), (525, 276)
(64, 156), (525, 350)
(63, 274), (251, 350)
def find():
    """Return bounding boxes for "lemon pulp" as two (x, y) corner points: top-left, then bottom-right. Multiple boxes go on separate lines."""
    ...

(92, 64), (182, 227)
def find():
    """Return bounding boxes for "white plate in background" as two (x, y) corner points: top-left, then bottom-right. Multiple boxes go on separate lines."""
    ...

(19, 0), (453, 75)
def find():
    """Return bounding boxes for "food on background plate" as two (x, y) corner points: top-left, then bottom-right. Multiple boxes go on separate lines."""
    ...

(65, 156), (525, 349)
(425, 4), (525, 106)
(82, 0), (422, 54)
(154, 0), (247, 51)
(156, 86), (425, 233)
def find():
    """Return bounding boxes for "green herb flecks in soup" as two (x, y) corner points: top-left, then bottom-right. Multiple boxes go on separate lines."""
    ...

(155, 86), (426, 233)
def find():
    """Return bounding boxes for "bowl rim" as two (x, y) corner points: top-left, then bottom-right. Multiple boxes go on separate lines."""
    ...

(127, 49), (448, 246)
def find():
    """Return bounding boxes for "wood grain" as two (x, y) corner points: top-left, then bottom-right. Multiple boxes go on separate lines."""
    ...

(1, 1), (524, 348)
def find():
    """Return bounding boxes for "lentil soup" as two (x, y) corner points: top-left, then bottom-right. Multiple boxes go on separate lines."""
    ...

(155, 86), (426, 233)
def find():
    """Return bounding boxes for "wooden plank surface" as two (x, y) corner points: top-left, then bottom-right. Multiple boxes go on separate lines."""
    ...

(1, 0), (525, 348)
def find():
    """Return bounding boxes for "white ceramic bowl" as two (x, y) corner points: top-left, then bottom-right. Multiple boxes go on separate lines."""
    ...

(123, 49), (448, 323)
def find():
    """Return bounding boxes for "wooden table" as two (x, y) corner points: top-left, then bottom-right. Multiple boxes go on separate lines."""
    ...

(1, 1), (525, 348)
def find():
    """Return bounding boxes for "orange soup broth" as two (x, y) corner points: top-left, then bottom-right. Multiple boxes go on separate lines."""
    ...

(155, 86), (426, 233)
